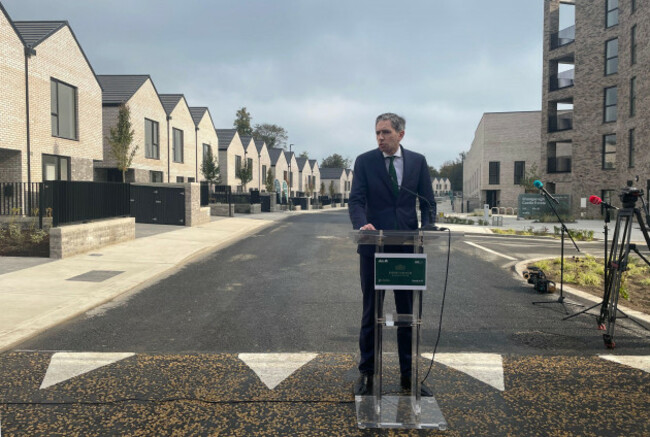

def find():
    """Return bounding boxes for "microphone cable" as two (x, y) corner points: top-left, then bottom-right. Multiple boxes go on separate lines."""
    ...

(420, 226), (452, 385)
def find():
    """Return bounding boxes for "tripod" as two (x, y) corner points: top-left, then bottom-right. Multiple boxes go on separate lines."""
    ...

(596, 197), (650, 349)
(532, 190), (583, 314)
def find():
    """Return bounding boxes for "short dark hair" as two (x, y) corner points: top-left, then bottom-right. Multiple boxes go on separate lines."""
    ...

(376, 113), (405, 132)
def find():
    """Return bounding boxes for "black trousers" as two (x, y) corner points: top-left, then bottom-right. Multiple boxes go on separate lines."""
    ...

(358, 254), (413, 376)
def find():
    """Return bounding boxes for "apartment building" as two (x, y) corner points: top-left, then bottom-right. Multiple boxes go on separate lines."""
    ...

(96, 75), (168, 183)
(0, 8), (103, 184)
(190, 107), (218, 182)
(543, 0), (649, 217)
(463, 111), (541, 211)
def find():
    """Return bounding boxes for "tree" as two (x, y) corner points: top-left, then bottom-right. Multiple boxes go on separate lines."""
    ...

(200, 147), (220, 184)
(265, 168), (275, 192)
(298, 151), (309, 159)
(236, 161), (253, 191)
(520, 163), (542, 193)
(253, 123), (288, 149)
(428, 166), (440, 179)
(319, 182), (325, 196)
(234, 107), (253, 136)
(438, 152), (465, 192)
(107, 103), (138, 182)
(321, 153), (350, 169)
(329, 180), (336, 198)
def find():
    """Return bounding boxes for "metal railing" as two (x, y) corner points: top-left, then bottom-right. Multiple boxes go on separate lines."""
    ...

(550, 25), (575, 49)
(550, 69), (575, 91)
(548, 112), (573, 132)
(0, 182), (41, 216)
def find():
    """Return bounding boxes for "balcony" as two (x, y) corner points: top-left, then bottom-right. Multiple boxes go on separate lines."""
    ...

(548, 111), (573, 132)
(550, 68), (574, 91)
(548, 156), (572, 173)
(550, 25), (575, 50)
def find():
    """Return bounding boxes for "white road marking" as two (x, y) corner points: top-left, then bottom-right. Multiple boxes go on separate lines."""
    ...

(238, 353), (318, 390)
(599, 355), (650, 374)
(464, 241), (517, 260)
(40, 352), (135, 389)
(422, 352), (505, 391)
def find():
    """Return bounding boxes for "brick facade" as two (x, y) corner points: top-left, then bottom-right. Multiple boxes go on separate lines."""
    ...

(164, 96), (197, 183)
(543, 0), (649, 218)
(194, 109), (218, 182)
(217, 131), (246, 190)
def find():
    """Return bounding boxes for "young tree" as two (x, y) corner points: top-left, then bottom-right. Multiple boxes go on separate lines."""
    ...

(329, 181), (336, 199)
(265, 168), (275, 192)
(200, 147), (220, 184)
(321, 153), (350, 169)
(520, 163), (542, 193)
(234, 107), (253, 136)
(236, 161), (253, 191)
(253, 123), (288, 149)
(319, 182), (325, 196)
(107, 103), (138, 182)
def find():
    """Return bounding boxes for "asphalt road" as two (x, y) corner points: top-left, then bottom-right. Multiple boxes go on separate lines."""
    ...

(2, 210), (649, 436)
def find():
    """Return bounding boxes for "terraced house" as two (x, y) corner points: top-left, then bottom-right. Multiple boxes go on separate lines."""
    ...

(0, 4), (102, 184)
(216, 129), (245, 191)
(190, 106), (218, 182)
(254, 138), (271, 192)
(239, 135), (258, 191)
(160, 94), (197, 183)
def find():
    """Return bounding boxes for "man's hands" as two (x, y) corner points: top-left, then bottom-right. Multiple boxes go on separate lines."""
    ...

(360, 223), (376, 231)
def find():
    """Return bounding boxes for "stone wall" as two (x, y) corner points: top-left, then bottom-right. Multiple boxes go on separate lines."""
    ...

(49, 217), (135, 259)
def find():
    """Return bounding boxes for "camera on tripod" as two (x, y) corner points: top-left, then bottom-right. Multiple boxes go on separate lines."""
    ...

(523, 267), (556, 293)
(619, 184), (643, 208)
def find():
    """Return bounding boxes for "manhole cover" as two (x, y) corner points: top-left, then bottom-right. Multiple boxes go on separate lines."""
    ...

(67, 270), (124, 282)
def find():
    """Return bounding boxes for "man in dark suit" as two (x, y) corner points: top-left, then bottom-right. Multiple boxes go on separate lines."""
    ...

(348, 112), (436, 396)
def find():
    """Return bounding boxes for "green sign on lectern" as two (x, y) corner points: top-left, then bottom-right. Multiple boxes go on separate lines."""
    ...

(374, 254), (427, 290)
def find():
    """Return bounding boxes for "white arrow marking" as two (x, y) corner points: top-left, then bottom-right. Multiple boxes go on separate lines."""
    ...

(239, 353), (318, 390)
(423, 352), (505, 391)
(599, 355), (650, 373)
(40, 352), (135, 389)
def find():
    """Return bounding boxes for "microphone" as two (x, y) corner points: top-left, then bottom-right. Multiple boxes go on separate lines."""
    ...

(391, 174), (446, 231)
(589, 195), (618, 210)
(533, 180), (560, 204)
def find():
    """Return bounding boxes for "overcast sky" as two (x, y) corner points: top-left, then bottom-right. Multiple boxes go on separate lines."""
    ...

(4, 0), (544, 169)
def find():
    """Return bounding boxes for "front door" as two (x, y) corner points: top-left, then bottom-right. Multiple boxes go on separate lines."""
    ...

(486, 190), (498, 209)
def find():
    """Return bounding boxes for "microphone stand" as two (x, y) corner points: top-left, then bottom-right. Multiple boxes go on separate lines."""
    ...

(532, 189), (583, 314)
(396, 182), (444, 231)
(563, 206), (611, 321)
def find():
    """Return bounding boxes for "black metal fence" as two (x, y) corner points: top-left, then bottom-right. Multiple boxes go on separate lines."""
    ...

(0, 182), (41, 216)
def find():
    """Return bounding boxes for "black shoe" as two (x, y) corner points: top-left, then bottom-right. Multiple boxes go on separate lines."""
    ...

(400, 375), (434, 397)
(354, 374), (373, 396)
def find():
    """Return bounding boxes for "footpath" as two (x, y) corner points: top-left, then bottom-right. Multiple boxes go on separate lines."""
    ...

(1, 205), (648, 352)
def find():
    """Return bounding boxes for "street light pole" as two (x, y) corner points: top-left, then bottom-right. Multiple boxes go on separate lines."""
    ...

(289, 143), (294, 210)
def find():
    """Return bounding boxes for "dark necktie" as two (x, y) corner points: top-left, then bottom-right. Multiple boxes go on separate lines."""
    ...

(388, 156), (399, 196)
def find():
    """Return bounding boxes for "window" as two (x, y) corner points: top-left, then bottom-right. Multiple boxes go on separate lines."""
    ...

(50, 79), (78, 140)
(629, 129), (635, 168)
(630, 77), (636, 117)
(247, 158), (253, 169)
(488, 161), (500, 185)
(235, 155), (242, 172)
(283, 171), (288, 182)
(262, 165), (267, 180)
(514, 161), (525, 185)
(176, 176), (184, 183)
(202, 144), (211, 162)
(603, 134), (616, 169)
(150, 171), (163, 182)
(605, 38), (618, 75)
(42, 154), (70, 181)
(631, 0), (636, 13)
(144, 119), (159, 159)
(604, 87), (617, 122)
(631, 25), (637, 64)
(172, 128), (184, 163)
(606, 0), (618, 27)
(188, 177), (195, 182)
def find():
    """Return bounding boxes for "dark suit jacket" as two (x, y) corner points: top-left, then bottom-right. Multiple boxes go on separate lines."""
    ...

(348, 146), (436, 256)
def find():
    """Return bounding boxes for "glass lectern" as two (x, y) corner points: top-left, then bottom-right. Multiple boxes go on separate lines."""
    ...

(351, 229), (456, 430)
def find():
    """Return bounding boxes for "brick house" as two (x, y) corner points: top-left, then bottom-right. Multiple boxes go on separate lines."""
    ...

(268, 147), (289, 197)
(0, 3), (26, 182)
(320, 167), (348, 199)
(190, 107), (218, 182)
(254, 138), (271, 192)
(95, 75), (168, 183)
(309, 159), (321, 196)
(159, 94), (196, 183)
(432, 177), (452, 196)
(238, 135), (258, 191)
(284, 150), (298, 196)
(1, 12), (103, 183)
(296, 157), (311, 194)
(216, 129), (245, 191)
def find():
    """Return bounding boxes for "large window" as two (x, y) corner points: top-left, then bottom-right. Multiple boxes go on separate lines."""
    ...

(605, 38), (618, 75)
(42, 154), (70, 181)
(50, 79), (78, 140)
(604, 87), (617, 122)
(603, 134), (616, 169)
(235, 155), (242, 172)
(630, 77), (636, 117)
(262, 165), (267, 182)
(629, 129), (635, 168)
(631, 25), (637, 64)
(150, 171), (163, 182)
(606, 0), (618, 27)
(488, 161), (500, 185)
(172, 128), (184, 163)
(145, 119), (159, 159)
(202, 143), (211, 162)
(514, 161), (525, 185)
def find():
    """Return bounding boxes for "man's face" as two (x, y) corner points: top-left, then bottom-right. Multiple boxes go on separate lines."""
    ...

(376, 120), (404, 156)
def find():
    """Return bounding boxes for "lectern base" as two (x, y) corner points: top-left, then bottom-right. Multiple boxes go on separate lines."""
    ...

(355, 395), (447, 430)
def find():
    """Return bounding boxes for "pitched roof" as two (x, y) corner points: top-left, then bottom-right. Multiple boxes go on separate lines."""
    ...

(296, 157), (309, 171)
(320, 167), (345, 179)
(253, 138), (266, 154)
(309, 159), (318, 170)
(13, 21), (66, 47)
(215, 129), (237, 150)
(284, 151), (295, 163)
(189, 107), (207, 125)
(239, 136), (253, 150)
(159, 94), (184, 115)
(97, 75), (150, 105)
(268, 148), (286, 165)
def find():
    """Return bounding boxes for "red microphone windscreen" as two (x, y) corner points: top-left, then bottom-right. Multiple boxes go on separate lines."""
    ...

(589, 195), (602, 205)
